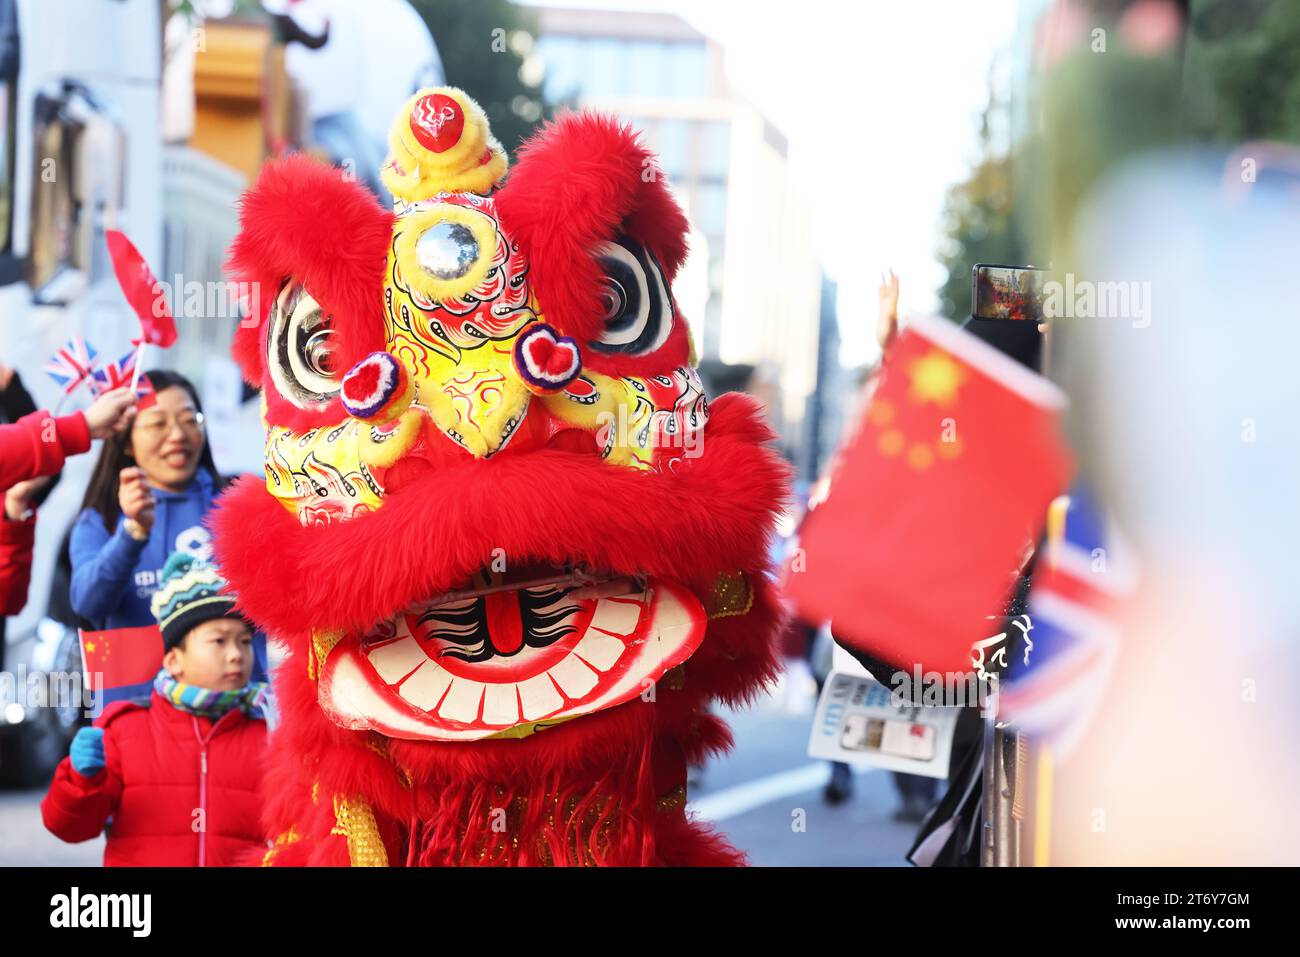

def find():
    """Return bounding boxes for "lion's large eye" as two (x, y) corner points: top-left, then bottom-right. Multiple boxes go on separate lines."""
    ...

(588, 237), (673, 356)
(267, 281), (341, 408)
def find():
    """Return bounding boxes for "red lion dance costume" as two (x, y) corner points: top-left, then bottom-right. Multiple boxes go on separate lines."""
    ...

(213, 88), (788, 866)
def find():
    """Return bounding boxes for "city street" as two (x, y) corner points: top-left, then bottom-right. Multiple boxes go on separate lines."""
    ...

(0, 679), (918, 867)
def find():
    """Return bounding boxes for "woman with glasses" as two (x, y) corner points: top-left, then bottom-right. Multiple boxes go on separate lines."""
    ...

(70, 371), (242, 640)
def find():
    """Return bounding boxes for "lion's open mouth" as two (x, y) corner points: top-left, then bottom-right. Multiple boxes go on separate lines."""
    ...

(317, 565), (706, 741)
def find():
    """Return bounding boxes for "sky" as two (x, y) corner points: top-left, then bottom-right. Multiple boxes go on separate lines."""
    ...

(519, 0), (1024, 367)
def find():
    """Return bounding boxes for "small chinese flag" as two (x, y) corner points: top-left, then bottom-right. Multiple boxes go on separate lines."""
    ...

(80, 625), (162, 701)
(786, 315), (1073, 674)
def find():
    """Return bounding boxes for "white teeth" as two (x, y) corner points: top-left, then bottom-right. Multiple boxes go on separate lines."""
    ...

(548, 655), (599, 699)
(518, 672), (564, 721)
(648, 589), (699, 643)
(367, 636), (426, 684)
(588, 597), (641, 635)
(573, 630), (624, 672)
(398, 661), (453, 711)
(481, 682), (521, 726)
(438, 677), (486, 722)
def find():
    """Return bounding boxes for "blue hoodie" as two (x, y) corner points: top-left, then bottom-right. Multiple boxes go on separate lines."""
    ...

(69, 469), (267, 680)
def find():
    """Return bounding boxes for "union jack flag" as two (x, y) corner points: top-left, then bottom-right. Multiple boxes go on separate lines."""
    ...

(43, 337), (100, 394)
(999, 486), (1135, 761)
(89, 349), (139, 396)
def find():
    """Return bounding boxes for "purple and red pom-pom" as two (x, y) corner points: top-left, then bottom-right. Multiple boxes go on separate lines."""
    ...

(513, 323), (582, 395)
(341, 352), (412, 421)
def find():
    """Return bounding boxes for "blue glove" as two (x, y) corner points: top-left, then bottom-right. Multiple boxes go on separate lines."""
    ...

(69, 727), (105, 777)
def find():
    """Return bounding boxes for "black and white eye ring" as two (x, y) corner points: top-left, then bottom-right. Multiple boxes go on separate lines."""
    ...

(267, 280), (341, 408)
(588, 236), (673, 357)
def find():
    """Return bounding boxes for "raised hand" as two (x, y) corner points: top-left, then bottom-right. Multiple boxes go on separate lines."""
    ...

(69, 726), (106, 777)
(877, 269), (900, 351)
(118, 466), (156, 537)
(84, 387), (137, 439)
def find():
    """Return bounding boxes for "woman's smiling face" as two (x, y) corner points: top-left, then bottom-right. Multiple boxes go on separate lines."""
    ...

(130, 386), (206, 492)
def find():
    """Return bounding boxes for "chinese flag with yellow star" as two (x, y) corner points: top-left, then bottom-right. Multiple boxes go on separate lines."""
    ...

(786, 315), (1073, 674)
(80, 625), (163, 706)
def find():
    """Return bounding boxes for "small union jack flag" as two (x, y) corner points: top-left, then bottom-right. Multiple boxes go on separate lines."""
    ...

(89, 349), (139, 396)
(43, 336), (100, 394)
(135, 372), (157, 409)
(999, 486), (1136, 761)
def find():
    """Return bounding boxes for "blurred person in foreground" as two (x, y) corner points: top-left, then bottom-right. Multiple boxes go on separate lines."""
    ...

(998, 0), (1300, 863)
(1044, 152), (1300, 864)
(42, 553), (270, 866)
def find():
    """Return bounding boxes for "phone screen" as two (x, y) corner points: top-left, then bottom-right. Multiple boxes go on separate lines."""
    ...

(972, 264), (1047, 321)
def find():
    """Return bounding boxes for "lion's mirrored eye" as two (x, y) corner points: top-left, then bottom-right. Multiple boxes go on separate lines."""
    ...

(588, 236), (673, 357)
(303, 327), (338, 377)
(597, 277), (628, 322)
(267, 280), (341, 409)
(416, 221), (480, 280)
(395, 204), (498, 303)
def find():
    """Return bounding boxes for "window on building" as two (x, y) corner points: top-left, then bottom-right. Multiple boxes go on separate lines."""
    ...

(655, 118), (690, 179)
(538, 35), (584, 103)
(698, 120), (730, 179)
(585, 37), (627, 98)
(669, 42), (708, 98)
(695, 182), (728, 238)
(628, 39), (665, 97)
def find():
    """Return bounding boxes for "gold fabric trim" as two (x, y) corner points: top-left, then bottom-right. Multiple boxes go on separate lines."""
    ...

(707, 570), (753, 619)
(308, 629), (343, 681)
(331, 794), (389, 867)
(656, 784), (687, 814)
(261, 825), (300, 866)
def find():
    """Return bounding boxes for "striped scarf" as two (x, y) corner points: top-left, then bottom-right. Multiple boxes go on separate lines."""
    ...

(153, 668), (269, 720)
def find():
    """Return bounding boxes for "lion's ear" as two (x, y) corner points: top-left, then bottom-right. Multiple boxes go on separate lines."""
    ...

(494, 112), (691, 378)
(226, 154), (394, 428)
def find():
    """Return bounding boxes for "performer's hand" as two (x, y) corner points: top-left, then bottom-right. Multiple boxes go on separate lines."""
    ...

(877, 269), (900, 351)
(69, 727), (106, 778)
(119, 467), (155, 537)
(85, 387), (137, 439)
(0, 363), (13, 391)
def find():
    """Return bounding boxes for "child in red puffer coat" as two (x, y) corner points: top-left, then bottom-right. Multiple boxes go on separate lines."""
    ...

(42, 552), (272, 866)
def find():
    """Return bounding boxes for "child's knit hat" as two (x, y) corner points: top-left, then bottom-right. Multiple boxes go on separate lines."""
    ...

(149, 552), (246, 650)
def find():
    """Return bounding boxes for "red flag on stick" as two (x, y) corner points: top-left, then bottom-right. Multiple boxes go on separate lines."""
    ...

(785, 315), (1073, 675)
(80, 625), (163, 694)
(105, 229), (176, 348)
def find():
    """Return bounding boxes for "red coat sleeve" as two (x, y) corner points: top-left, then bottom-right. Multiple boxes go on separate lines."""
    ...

(0, 410), (90, 490)
(0, 513), (36, 616)
(40, 723), (124, 845)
